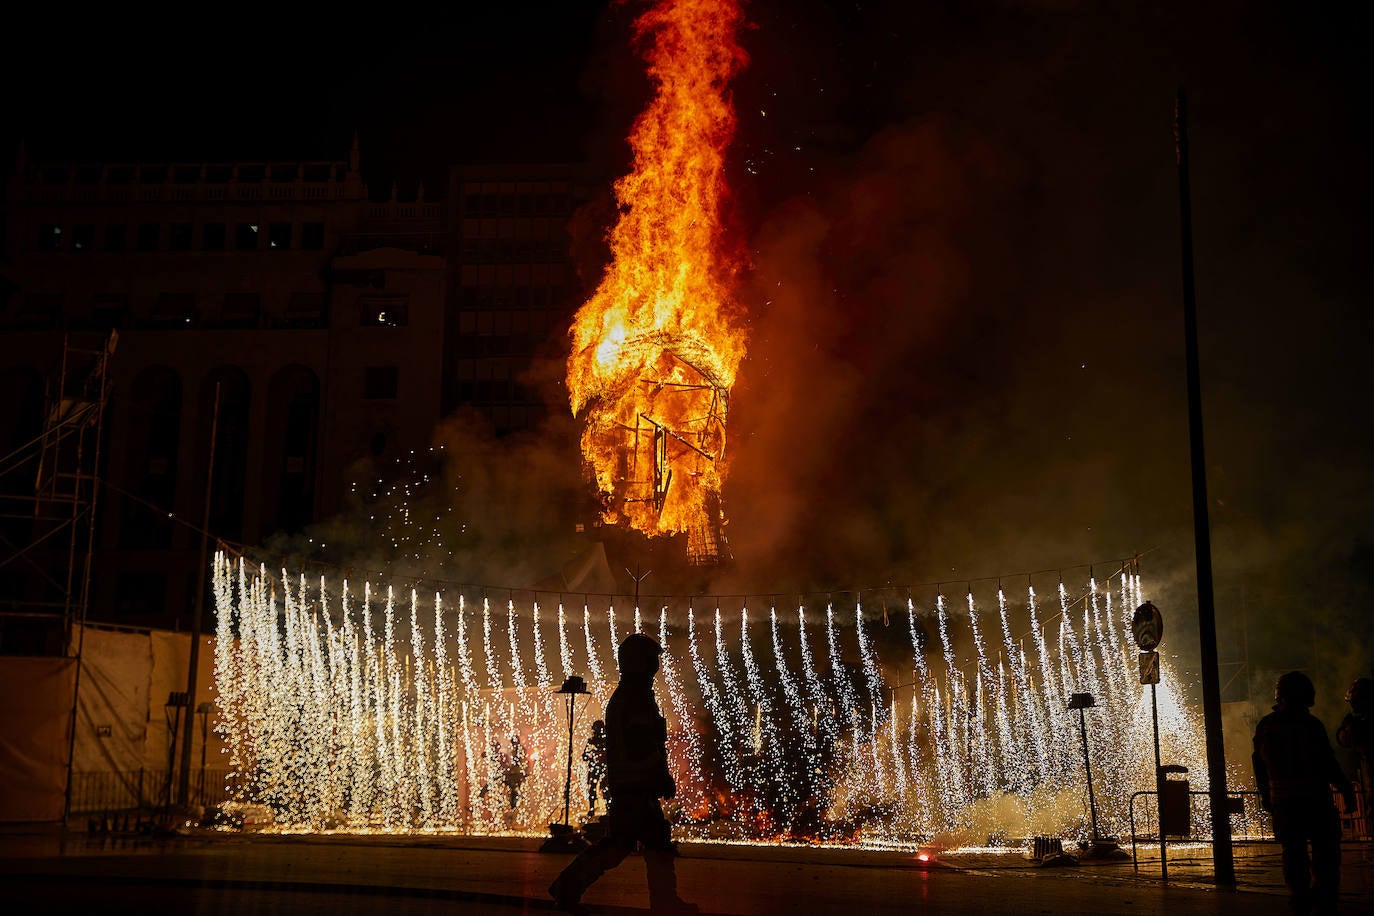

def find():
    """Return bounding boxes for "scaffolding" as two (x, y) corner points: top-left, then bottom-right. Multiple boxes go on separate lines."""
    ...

(0, 332), (114, 646)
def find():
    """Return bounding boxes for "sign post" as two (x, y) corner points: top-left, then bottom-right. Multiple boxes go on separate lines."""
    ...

(1133, 601), (1170, 879)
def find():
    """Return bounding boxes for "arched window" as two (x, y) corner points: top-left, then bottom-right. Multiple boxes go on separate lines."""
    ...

(199, 367), (250, 542)
(264, 365), (319, 534)
(121, 366), (182, 547)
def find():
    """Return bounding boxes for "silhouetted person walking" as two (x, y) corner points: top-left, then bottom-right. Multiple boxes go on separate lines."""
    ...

(550, 633), (694, 914)
(1253, 671), (1355, 915)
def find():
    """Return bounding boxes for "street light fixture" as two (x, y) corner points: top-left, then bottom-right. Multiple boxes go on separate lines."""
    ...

(541, 675), (590, 852)
(1067, 692), (1125, 859)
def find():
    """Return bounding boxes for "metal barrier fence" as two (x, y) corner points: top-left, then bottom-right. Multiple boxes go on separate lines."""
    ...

(1128, 782), (1370, 877)
(69, 769), (231, 815)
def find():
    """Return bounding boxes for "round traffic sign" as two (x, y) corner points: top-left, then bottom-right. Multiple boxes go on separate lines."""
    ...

(1132, 602), (1163, 651)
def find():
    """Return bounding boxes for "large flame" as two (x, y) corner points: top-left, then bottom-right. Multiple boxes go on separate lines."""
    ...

(567, 0), (748, 560)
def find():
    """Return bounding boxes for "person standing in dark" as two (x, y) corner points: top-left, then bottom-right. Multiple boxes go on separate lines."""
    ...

(1252, 671), (1355, 915)
(582, 719), (608, 818)
(1336, 677), (1373, 811)
(550, 633), (694, 914)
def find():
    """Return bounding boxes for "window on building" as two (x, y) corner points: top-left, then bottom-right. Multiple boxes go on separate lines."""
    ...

(37, 224), (61, 251)
(363, 366), (399, 400)
(270, 164), (298, 182)
(42, 167), (68, 185)
(92, 294), (127, 329)
(169, 223), (193, 251)
(237, 164), (265, 182)
(71, 224), (95, 251)
(268, 223), (291, 249)
(220, 293), (261, 328)
(75, 166), (101, 186)
(137, 223), (160, 251)
(105, 224), (127, 251)
(235, 223), (259, 251)
(202, 223), (226, 250)
(106, 166), (135, 185)
(300, 222), (324, 250)
(205, 165), (232, 183)
(302, 164), (329, 182)
(173, 165), (200, 184)
(22, 293), (62, 324)
(285, 292), (327, 328)
(152, 293), (196, 327)
(139, 166), (167, 184)
(359, 297), (408, 327)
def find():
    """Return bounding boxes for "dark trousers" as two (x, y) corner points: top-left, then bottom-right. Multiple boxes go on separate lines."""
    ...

(552, 793), (679, 907)
(1271, 800), (1341, 914)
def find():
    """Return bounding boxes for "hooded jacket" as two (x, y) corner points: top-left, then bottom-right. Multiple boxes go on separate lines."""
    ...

(603, 672), (673, 797)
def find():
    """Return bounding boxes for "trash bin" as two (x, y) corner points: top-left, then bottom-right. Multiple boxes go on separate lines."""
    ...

(1158, 764), (1190, 838)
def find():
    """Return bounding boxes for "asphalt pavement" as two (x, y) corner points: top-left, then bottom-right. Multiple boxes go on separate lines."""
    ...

(1, 828), (1370, 915)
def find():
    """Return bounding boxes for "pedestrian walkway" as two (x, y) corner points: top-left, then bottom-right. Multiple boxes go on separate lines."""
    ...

(0, 827), (1369, 914)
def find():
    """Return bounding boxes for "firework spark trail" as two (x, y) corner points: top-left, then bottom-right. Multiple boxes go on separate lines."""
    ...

(453, 596), (482, 826)
(582, 604), (605, 683)
(910, 686), (930, 826)
(608, 605), (620, 671)
(1062, 582), (1099, 697)
(1097, 583), (1129, 699)
(1085, 578), (1122, 711)
(659, 607), (705, 809)
(796, 605), (837, 756)
(688, 605), (739, 800)
(936, 594), (956, 680)
(481, 597), (501, 693)
(890, 693), (908, 800)
(973, 668), (995, 798)
(772, 606), (820, 828)
(854, 600), (891, 794)
(409, 590), (435, 825)
(993, 657), (1017, 791)
(740, 606), (790, 825)
(433, 593), (458, 824)
(997, 588), (1040, 783)
(905, 597), (933, 800)
(506, 600), (534, 725)
(557, 602), (574, 680)
(713, 607), (752, 779)
(824, 603), (862, 765)
(965, 592), (997, 723)
(1026, 584), (1069, 777)
(531, 602), (552, 689)
(212, 555), (240, 794)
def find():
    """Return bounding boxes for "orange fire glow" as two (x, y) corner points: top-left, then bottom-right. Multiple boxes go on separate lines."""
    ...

(567, 0), (748, 560)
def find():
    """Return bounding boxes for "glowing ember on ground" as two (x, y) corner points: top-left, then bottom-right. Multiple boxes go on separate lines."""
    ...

(566, 0), (749, 563)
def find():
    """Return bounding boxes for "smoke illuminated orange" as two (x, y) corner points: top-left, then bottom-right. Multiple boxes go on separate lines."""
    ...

(567, 0), (748, 559)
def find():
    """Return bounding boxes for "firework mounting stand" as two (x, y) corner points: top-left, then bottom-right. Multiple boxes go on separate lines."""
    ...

(541, 675), (592, 852)
(1068, 691), (1129, 861)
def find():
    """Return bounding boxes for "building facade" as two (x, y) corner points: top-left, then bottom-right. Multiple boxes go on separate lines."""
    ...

(445, 163), (594, 436)
(0, 140), (446, 636)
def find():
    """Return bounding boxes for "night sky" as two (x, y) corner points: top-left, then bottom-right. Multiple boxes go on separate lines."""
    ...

(4, 2), (1370, 701)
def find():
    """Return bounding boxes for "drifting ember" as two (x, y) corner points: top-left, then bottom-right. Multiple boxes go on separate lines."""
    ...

(567, 0), (749, 562)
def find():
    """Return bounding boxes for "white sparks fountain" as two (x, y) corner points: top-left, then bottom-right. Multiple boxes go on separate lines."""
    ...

(211, 553), (1213, 844)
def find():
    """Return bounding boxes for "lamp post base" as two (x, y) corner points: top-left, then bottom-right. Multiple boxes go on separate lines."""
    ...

(540, 822), (589, 853)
